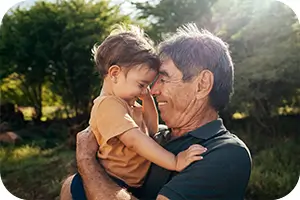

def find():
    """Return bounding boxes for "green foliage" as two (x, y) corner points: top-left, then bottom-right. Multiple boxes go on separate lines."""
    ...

(224, 1), (300, 120)
(0, 0), (131, 119)
(246, 137), (300, 200)
(134, 0), (217, 42)
(0, 74), (63, 114)
(15, 122), (69, 149)
(0, 73), (31, 106)
(0, 1), (57, 119)
(46, 0), (130, 116)
(230, 117), (300, 200)
(135, 0), (300, 123)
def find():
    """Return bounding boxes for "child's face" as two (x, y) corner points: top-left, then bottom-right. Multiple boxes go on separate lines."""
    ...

(113, 65), (157, 104)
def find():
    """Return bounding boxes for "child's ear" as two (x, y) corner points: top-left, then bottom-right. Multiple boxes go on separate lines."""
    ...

(108, 65), (121, 82)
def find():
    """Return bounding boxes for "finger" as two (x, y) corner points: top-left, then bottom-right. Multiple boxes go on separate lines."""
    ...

(187, 149), (206, 157)
(189, 146), (207, 153)
(187, 145), (207, 152)
(187, 155), (203, 163)
(188, 144), (205, 150)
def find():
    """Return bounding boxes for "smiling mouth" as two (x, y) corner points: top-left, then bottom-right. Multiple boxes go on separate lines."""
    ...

(158, 102), (167, 106)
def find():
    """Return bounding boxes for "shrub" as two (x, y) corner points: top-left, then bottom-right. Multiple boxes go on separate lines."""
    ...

(246, 137), (300, 200)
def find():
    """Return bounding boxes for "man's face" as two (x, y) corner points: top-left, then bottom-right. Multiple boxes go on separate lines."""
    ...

(150, 59), (198, 128)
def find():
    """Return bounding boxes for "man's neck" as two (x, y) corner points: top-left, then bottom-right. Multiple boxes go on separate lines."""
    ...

(170, 106), (218, 139)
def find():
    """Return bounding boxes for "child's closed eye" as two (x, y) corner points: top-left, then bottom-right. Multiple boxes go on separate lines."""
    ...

(139, 83), (145, 88)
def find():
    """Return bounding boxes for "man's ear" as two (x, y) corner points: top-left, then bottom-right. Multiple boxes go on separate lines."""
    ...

(195, 70), (214, 99)
(108, 65), (121, 83)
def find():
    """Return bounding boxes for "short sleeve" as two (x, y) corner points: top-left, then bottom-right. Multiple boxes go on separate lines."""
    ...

(159, 146), (251, 200)
(90, 96), (138, 142)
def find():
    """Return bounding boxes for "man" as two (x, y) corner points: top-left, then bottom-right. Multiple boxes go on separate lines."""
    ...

(60, 23), (252, 200)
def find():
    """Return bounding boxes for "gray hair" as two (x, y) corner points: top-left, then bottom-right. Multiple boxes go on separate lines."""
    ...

(158, 23), (234, 111)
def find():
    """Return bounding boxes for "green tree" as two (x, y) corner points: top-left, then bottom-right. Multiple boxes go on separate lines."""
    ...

(136, 0), (300, 126)
(0, 0), (130, 120)
(0, 2), (56, 120)
(47, 0), (130, 117)
(216, 1), (300, 123)
(134, 0), (217, 42)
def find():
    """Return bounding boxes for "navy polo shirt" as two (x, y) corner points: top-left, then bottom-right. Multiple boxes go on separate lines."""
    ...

(135, 118), (252, 200)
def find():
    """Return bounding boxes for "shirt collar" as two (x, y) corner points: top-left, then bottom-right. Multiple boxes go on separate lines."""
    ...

(188, 118), (227, 140)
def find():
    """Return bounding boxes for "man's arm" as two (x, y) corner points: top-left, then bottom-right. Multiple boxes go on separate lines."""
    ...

(76, 127), (137, 200)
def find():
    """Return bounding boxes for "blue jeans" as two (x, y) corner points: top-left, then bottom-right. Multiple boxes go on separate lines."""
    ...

(70, 173), (87, 200)
(70, 173), (139, 200)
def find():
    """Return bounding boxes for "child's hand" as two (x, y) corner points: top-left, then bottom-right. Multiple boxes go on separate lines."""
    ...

(175, 144), (207, 172)
(138, 86), (151, 100)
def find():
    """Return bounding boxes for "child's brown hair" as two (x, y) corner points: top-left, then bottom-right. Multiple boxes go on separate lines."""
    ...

(92, 24), (160, 77)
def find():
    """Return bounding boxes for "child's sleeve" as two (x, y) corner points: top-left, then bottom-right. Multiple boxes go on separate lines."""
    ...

(91, 96), (139, 142)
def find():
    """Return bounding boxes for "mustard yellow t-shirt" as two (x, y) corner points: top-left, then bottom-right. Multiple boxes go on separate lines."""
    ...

(89, 95), (151, 187)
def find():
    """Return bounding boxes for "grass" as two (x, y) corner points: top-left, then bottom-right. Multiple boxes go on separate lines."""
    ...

(0, 144), (76, 200)
(0, 120), (299, 200)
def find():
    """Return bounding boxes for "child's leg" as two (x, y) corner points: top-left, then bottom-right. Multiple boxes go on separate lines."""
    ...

(70, 173), (87, 200)
(70, 172), (128, 195)
(107, 174), (129, 189)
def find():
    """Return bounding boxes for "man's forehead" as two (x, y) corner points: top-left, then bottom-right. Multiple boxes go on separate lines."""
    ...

(160, 58), (174, 68)
(160, 58), (182, 78)
(160, 59), (174, 73)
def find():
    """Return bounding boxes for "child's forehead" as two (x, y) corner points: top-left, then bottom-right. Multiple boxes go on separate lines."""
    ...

(133, 63), (151, 70)
(128, 64), (157, 74)
(127, 65), (158, 80)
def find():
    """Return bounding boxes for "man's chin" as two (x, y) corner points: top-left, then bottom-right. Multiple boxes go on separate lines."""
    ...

(160, 113), (169, 125)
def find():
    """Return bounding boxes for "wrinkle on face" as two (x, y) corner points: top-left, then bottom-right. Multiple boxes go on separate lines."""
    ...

(152, 58), (217, 137)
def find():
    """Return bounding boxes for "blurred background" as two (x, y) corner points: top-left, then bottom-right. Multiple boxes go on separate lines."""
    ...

(0, 0), (299, 199)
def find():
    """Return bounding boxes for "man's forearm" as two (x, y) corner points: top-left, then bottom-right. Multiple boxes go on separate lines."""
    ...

(77, 157), (136, 200)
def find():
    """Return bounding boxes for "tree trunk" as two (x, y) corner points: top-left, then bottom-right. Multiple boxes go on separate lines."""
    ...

(33, 84), (43, 123)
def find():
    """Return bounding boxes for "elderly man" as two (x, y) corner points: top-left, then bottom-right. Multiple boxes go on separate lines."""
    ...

(60, 23), (251, 200)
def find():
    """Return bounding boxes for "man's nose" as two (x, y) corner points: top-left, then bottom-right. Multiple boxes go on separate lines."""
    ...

(150, 80), (161, 97)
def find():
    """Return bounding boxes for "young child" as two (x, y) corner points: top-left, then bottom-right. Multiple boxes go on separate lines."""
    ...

(89, 24), (206, 189)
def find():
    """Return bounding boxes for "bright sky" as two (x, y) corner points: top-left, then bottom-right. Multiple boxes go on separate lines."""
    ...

(11, 0), (151, 16)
